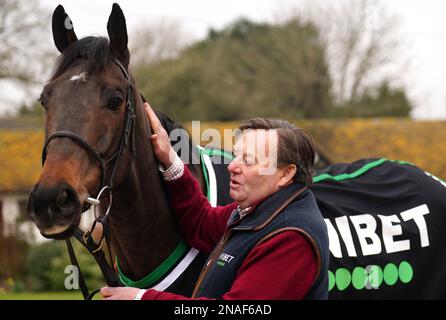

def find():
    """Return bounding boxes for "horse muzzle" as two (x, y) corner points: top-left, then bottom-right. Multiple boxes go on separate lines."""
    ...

(27, 182), (82, 239)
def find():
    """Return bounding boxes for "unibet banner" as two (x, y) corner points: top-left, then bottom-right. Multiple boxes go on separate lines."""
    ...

(311, 158), (446, 299)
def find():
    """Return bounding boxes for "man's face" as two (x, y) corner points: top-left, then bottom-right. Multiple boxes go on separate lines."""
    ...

(228, 129), (285, 208)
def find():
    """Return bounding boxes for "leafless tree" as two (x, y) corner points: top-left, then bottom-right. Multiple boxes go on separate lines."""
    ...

(275, 0), (406, 106)
(0, 0), (54, 114)
(129, 18), (192, 67)
(0, 0), (53, 83)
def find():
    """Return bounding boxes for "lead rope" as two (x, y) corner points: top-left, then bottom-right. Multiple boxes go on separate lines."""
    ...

(66, 238), (94, 300)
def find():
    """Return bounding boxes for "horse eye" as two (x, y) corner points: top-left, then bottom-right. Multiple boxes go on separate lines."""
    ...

(108, 97), (123, 110)
(38, 96), (46, 109)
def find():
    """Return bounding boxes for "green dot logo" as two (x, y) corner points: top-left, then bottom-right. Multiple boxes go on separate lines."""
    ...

(352, 267), (367, 290)
(399, 261), (413, 283)
(335, 268), (351, 291)
(328, 270), (336, 291)
(383, 263), (399, 286)
(329, 261), (413, 291)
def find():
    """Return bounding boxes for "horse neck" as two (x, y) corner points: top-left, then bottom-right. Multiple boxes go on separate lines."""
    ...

(108, 94), (182, 280)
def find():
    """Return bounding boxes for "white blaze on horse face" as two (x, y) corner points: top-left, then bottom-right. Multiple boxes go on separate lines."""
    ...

(70, 72), (87, 82)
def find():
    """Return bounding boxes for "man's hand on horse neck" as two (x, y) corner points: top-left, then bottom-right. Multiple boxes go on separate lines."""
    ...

(144, 102), (177, 169)
(101, 286), (142, 300)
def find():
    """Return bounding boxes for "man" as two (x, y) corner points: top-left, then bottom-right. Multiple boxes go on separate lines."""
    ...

(101, 103), (329, 300)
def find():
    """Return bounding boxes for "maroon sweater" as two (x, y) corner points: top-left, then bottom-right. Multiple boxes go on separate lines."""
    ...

(142, 165), (317, 300)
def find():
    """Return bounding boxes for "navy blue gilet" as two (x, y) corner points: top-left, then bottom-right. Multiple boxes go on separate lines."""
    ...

(192, 182), (330, 299)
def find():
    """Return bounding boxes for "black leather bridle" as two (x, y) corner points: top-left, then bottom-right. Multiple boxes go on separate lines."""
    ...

(40, 58), (137, 299)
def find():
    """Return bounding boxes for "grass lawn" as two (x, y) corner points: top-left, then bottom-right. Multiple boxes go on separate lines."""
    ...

(0, 291), (101, 300)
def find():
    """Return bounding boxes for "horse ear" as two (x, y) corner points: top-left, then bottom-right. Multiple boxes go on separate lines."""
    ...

(107, 3), (129, 66)
(52, 5), (78, 53)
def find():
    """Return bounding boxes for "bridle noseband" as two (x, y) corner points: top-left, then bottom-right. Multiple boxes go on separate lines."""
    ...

(41, 58), (136, 210)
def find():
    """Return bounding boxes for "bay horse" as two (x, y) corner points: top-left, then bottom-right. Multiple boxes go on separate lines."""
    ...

(27, 3), (210, 297)
(28, 3), (446, 299)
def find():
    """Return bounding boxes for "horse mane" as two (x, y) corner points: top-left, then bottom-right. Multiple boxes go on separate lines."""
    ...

(50, 36), (111, 81)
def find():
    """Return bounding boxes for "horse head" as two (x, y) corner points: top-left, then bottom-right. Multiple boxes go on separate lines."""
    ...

(27, 3), (138, 239)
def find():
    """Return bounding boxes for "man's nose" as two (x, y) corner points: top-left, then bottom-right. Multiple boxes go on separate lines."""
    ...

(228, 160), (242, 174)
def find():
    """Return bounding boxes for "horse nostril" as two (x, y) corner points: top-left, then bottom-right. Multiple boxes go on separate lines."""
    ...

(57, 189), (68, 207)
(56, 185), (80, 215)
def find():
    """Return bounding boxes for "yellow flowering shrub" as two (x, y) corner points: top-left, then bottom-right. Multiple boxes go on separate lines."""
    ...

(0, 130), (44, 192)
(1, 117), (446, 193)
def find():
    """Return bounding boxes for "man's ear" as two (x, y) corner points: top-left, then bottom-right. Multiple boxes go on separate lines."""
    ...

(107, 3), (129, 66)
(278, 164), (297, 187)
(52, 5), (78, 53)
